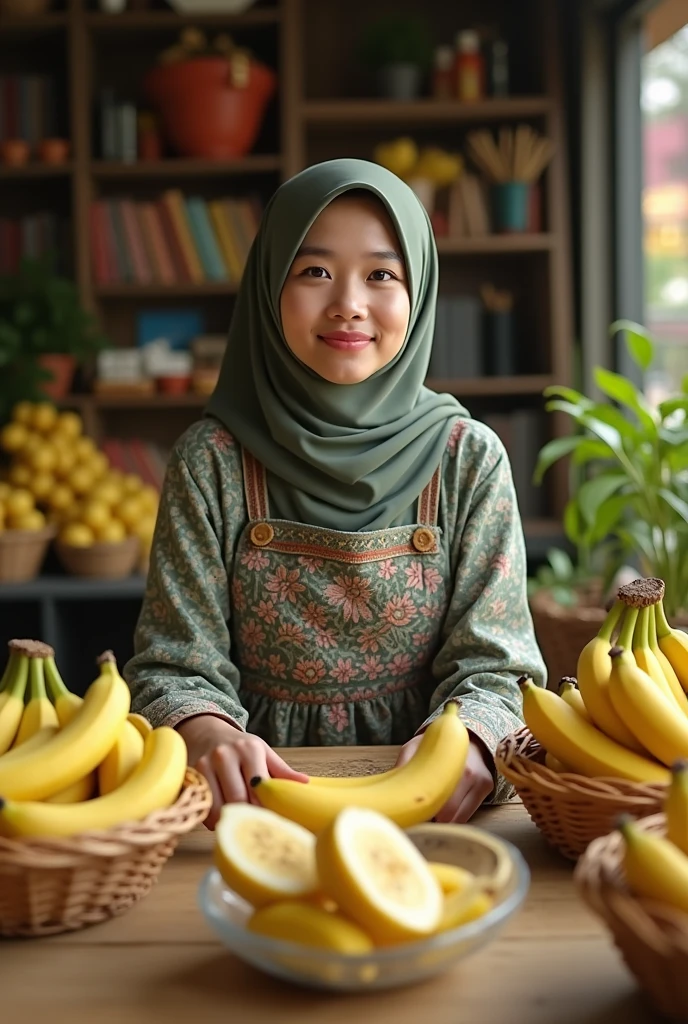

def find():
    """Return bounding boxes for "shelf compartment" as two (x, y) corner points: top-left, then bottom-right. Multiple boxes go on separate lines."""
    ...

(436, 234), (555, 255)
(0, 12), (67, 34)
(84, 7), (280, 32)
(302, 97), (553, 126)
(91, 155), (282, 178)
(0, 162), (73, 179)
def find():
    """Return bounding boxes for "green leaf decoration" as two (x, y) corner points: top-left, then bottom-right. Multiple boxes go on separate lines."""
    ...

(610, 319), (654, 371)
(577, 474), (627, 526)
(532, 435), (582, 484)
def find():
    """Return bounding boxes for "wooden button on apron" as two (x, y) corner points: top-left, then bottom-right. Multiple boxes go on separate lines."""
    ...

(412, 527), (435, 553)
(250, 522), (274, 547)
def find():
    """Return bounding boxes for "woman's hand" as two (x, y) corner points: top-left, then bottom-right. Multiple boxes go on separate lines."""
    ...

(394, 734), (495, 823)
(177, 714), (308, 829)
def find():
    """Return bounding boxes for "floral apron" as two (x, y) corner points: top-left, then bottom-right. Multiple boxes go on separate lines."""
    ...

(230, 449), (452, 748)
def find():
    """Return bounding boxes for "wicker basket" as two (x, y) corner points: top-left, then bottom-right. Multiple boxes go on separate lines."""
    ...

(54, 536), (140, 580)
(0, 767), (211, 938)
(495, 727), (666, 861)
(529, 588), (606, 687)
(0, 525), (56, 583)
(575, 814), (688, 1021)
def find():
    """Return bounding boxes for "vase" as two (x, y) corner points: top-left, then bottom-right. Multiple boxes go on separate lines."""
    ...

(37, 354), (76, 399)
(377, 63), (423, 101)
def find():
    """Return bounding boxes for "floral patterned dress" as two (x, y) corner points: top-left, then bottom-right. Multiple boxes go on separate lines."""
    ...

(124, 416), (546, 803)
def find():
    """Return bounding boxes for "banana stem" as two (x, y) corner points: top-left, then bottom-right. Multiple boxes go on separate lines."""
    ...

(618, 606), (639, 651)
(633, 606), (649, 650)
(598, 600), (626, 643)
(27, 657), (47, 702)
(7, 656), (29, 701)
(0, 648), (18, 694)
(655, 600), (672, 638)
(649, 603), (661, 647)
(44, 655), (68, 701)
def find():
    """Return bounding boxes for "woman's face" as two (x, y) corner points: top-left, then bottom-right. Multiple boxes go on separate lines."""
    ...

(279, 194), (411, 385)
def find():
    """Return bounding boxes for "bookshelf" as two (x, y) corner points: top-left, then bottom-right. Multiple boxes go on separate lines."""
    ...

(0, 0), (573, 677)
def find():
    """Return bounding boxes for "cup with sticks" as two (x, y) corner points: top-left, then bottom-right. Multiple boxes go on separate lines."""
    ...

(466, 124), (554, 233)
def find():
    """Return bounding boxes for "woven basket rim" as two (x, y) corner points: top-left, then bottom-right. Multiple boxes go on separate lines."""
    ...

(0, 766), (211, 864)
(495, 726), (667, 805)
(54, 535), (140, 555)
(0, 523), (57, 545)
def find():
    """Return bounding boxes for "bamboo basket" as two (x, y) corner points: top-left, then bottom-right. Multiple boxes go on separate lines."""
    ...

(0, 525), (56, 584)
(495, 727), (666, 861)
(575, 814), (688, 1021)
(0, 768), (211, 938)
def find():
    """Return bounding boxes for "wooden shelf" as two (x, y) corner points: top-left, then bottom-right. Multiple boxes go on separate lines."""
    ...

(0, 162), (73, 178)
(84, 7), (280, 32)
(62, 393), (206, 410)
(91, 155), (282, 179)
(427, 375), (553, 397)
(302, 96), (552, 126)
(0, 12), (67, 33)
(436, 234), (555, 255)
(95, 282), (237, 298)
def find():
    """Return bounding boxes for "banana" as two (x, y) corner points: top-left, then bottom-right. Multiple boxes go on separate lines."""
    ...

(609, 646), (688, 766)
(43, 654), (83, 727)
(45, 772), (97, 804)
(248, 900), (374, 955)
(252, 701), (469, 833)
(649, 604), (688, 714)
(576, 601), (647, 753)
(0, 650), (130, 801)
(618, 814), (688, 914)
(98, 718), (145, 795)
(0, 651), (29, 755)
(0, 725), (58, 763)
(0, 726), (186, 837)
(12, 655), (58, 748)
(544, 750), (573, 773)
(307, 768), (399, 789)
(0, 646), (19, 715)
(127, 713), (153, 740)
(656, 600), (688, 693)
(666, 760), (688, 857)
(519, 677), (668, 783)
(557, 678), (592, 723)
(631, 605), (684, 710)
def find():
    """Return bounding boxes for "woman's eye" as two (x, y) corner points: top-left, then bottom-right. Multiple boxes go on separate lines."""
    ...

(369, 269), (394, 282)
(302, 266), (330, 278)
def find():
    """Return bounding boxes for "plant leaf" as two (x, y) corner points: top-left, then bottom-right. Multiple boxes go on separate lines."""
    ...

(610, 319), (654, 371)
(544, 398), (589, 423)
(563, 499), (583, 544)
(542, 385), (590, 406)
(593, 367), (657, 433)
(578, 413), (624, 454)
(546, 547), (575, 582)
(577, 474), (627, 526)
(586, 493), (630, 544)
(532, 435), (582, 484)
(659, 398), (688, 419)
(572, 439), (615, 465)
(659, 488), (688, 526)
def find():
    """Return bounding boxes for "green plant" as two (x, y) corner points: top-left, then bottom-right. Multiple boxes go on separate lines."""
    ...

(359, 15), (434, 70)
(0, 258), (107, 421)
(533, 320), (688, 619)
(526, 548), (599, 608)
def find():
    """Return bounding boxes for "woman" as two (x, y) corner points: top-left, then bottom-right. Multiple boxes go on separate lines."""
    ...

(124, 158), (546, 828)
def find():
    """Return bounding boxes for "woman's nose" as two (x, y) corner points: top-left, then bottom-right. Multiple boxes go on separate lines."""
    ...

(325, 280), (368, 320)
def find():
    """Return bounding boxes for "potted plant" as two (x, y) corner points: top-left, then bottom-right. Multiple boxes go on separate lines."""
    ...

(0, 258), (107, 420)
(528, 319), (688, 681)
(359, 15), (434, 101)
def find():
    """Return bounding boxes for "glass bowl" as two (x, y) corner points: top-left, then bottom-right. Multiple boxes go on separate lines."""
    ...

(197, 822), (530, 992)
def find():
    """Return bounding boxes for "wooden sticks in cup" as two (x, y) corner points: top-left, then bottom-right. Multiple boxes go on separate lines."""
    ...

(466, 125), (554, 183)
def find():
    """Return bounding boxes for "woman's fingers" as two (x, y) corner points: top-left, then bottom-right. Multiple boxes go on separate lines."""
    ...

(211, 745), (251, 806)
(196, 754), (226, 830)
(265, 746), (309, 782)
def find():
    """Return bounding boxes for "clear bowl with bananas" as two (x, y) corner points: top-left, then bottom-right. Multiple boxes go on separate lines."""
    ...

(198, 817), (530, 992)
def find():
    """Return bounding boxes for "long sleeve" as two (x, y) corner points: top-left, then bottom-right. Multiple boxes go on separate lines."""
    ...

(419, 420), (547, 803)
(124, 420), (249, 730)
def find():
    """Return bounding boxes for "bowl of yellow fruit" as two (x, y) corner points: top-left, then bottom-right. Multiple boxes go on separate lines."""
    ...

(198, 804), (529, 992)
(0, 483), (56, 582)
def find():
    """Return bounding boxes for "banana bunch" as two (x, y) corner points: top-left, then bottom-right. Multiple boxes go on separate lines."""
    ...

(520, 576), (688, 783)
(214, 803), (500, 962)
(0, 641), (187, 837)
(251, 701), (470, 833)
(617, 762), (688, 915)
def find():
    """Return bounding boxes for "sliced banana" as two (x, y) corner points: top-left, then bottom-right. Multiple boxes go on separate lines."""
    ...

(427, 861), (474, 896)
(248, 899), (374, 955)
(214, 803), (319, 908)
(316, 807), (443, 945)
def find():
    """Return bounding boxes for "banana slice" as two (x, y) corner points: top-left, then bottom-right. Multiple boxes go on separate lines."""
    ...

(248, 899), (374, 955)
(437, 885), (494, 933)
(316, 807), (443, 945)
(214, 804), (319, 908)
(427, 861), (474, 896)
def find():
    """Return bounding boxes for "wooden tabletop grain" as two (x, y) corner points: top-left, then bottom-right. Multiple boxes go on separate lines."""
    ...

(1, 746), (655, 1024)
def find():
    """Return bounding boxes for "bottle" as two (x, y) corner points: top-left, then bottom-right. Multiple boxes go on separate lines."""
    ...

(490, 39), (510, 97)
(432, 45), (455, 100)
(455, 30), (484, 102)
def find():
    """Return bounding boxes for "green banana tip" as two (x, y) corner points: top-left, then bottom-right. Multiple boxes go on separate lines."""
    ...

(609, 646), (624, 659)
(615, 813), (635, 835)
(671, 760), (688, 776)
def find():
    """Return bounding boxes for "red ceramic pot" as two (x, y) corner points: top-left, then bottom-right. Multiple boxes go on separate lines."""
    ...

(144, 57), (276, 160)
(37, 353), (76, 399)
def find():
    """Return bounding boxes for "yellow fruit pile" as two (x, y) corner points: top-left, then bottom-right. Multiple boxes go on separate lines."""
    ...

(0, 400), (159, 558)
(214, 803), (499, 958)
(520, 576), (688, 783)
(0, 639), (187, 837)
(250, 701), (470, 833)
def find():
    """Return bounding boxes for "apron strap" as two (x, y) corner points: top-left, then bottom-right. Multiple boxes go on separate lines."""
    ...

(241, 448), (270, 520)
(417, 463), (441, 526)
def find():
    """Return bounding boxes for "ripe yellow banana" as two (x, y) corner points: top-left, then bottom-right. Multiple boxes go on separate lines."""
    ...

(0, 650), (130, 801)
(666, 760), (688, 857)
(648, 604), (688, 715)
(0, 652), (29, 755)
(519, 677), (668, 783)
(656, 601), (688, 693)
(609, 647), (688, 767)
(0, 725), (58, 763)
(557, 678), (592, 723)
(618, 815), (688, 914)
(576, 601), (646, 753)
(544, 750), (573, 773)
(0, 726), (187, 837)
(252, 701), (470, 833)
(98, 718), (145, 795)
(43, 655), (83, 727)
(631, 605), (683, 710)
(12, 655), (58, 748)
(127, 713), (153, 740)
(45, 772), (97, 804)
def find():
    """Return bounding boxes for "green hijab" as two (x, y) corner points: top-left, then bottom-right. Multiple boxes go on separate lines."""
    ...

(206, 158), (470, 531)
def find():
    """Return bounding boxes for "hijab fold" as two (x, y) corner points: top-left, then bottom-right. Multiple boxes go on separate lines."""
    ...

(206, 158), (470, 531)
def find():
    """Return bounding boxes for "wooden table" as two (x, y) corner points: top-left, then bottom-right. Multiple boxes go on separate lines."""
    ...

(2, 747), (656, 1024)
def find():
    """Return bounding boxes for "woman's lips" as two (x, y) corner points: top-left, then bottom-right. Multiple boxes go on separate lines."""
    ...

(318, 331), (373, 350)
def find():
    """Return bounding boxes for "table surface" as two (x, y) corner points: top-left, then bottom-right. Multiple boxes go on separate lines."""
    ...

(2, 746), (656, 1024)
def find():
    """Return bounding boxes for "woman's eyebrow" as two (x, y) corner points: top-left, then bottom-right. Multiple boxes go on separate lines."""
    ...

(295, 244), (403, 261)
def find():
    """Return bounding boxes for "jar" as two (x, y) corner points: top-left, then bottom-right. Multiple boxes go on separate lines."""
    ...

(455, 30), (485, 102)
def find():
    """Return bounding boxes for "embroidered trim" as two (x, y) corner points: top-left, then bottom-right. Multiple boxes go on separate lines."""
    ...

(242, 449), (269, 520)
(266, 538), (435, 564)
